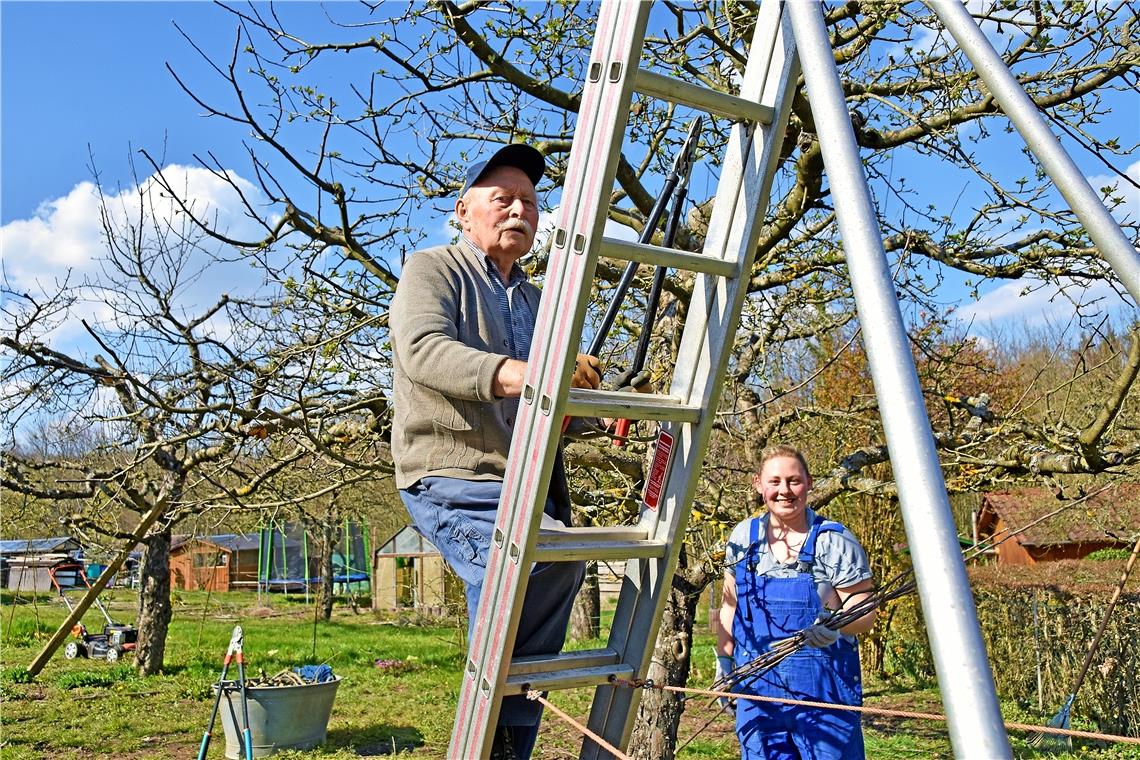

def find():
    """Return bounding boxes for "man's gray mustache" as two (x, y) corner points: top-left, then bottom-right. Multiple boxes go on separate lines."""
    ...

(498, 219), (534, 235)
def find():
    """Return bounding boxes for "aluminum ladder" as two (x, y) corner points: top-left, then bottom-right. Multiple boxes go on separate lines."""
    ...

(446, 0), (1140, 755)
(449, 1), (800, 757)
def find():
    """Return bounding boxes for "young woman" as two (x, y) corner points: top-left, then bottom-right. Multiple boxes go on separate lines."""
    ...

(717, 445), (878, 759)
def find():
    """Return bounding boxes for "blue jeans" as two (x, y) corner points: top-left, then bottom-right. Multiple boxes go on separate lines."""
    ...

(400, 476), (585, 759)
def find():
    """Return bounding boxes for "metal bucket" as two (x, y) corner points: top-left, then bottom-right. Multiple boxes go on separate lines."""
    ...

(215, 676), (342, 758)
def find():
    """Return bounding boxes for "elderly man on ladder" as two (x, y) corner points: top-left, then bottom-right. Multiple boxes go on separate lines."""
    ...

(389, 143), (600, 760)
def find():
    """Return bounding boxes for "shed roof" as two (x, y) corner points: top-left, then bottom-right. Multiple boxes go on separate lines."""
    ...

(980, 483), (1139, 546)
(171, 534), (265, 553)
(376, 525), (439, 556)
(208, 534), (263, 552)
(0, 537), (81, 555)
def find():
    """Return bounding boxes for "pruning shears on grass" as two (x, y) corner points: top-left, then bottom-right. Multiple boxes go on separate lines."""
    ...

(198, 625), (249, 760)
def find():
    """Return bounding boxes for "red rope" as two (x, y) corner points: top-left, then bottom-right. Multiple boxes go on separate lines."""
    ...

(526, 690), (633, 760)
(612, 678), (1140, 746)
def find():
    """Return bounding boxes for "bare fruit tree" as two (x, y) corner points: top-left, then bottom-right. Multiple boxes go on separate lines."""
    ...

(1, 163), (390, 673)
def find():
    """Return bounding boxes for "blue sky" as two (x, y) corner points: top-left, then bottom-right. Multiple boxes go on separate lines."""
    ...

(2, 1), (1137, 349)
(1, 2), (249, 222)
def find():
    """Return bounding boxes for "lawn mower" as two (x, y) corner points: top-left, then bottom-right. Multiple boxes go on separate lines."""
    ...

(49, 561), (138, 663)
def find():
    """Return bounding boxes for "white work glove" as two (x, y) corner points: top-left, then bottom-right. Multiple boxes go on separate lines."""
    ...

(626, 370), (654, 394)
(714, 652), (736, 711)
(802, 619), (842, 649)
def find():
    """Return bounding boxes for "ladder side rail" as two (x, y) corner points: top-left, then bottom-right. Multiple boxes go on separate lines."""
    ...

(927, 0), (1140, 302)
(785, 4), (1012, 759)
(448, 0), (626, 748)
(583, 1), (802, 754)
(448, 3), (655, 757)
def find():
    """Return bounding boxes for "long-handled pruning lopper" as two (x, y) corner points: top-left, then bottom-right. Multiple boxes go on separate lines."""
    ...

(563, 117), (702, 445)
(198, 625), (244, 760)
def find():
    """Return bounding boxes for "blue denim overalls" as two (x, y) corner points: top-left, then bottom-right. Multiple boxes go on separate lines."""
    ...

(732, 516), (865, 759)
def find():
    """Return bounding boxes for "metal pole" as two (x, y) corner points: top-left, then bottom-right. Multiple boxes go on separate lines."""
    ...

(928, 0), (1140, 302)
(784, 4), (1012, 758)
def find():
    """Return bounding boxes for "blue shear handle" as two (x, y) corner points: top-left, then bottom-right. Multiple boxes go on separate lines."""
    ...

(242, 728), (254, 759)
(196, 733), (211, 760)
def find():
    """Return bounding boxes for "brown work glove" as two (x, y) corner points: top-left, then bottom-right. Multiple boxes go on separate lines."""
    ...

(572, 353), (602, 389)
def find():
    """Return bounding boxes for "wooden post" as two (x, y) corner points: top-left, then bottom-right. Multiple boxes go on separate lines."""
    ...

(27, 502), (167, 677)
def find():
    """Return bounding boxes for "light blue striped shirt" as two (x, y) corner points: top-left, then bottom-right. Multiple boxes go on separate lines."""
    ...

(462, 236), (535, 361)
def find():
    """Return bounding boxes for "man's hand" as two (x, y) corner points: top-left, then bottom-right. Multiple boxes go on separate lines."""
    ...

(492, 358), (528, 398)
(572, 354), (602, 389)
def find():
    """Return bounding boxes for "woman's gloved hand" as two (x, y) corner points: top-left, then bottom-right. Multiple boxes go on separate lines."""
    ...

(802, 620), (842, 649)
(714, 652), (736, 710)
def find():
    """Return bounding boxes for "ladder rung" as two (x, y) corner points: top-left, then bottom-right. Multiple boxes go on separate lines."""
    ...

(506, 663), (636, 693)
(564, 388), (701, 423)
(535, 526), (667, 562)
(634, 68), (774, 125)
(539, 525), (648, 543)
(599, 237), (738, 278)
(509, 647), (620, 677)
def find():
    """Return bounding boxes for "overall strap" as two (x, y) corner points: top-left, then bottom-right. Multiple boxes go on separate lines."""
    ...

(735, 516), (767, 627)
(748, 516), (763, 547)
(795, 518), (845, 573)
(743, 516), (763, 573)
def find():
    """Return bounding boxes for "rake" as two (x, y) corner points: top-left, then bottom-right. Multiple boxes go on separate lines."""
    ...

(1028, 535), (1140, 750)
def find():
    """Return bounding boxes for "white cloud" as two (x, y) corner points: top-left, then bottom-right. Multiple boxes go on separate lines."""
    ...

(1, 165), (272, 346)
(2, 165), (266, 289)
(2, 181), (106, 282)
(1087, 159), (1140, 226)
(956, 277), (1126, 328)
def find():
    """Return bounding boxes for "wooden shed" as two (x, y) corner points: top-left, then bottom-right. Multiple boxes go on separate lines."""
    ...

(169, 534), (260, 592)
(1, 537), (83, 592)
(974, 483), (1139, 565)
(372, 526), (457, 616)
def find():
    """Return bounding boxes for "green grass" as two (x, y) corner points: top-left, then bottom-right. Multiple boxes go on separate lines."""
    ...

(1, 589), (1137, 759)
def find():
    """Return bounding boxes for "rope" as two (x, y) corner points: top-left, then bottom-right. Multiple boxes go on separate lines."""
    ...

(526, 690), (632, 760)
(611, 678), (1140, 746)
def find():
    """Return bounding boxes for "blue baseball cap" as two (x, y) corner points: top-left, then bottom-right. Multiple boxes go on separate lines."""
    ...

(459, 143), (545, 197)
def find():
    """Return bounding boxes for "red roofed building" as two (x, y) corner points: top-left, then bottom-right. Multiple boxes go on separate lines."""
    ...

(974, 483), (1139, 566)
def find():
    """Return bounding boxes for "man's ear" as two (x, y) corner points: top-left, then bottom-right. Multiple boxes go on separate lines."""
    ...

(455, 197), (469, 229)
(751, 472), (763, 492)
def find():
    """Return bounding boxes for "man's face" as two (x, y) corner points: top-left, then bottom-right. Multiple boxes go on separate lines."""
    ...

(456, 165), (540, 262)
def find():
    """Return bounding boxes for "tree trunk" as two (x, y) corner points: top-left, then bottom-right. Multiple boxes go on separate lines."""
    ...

(570, 510), (600, 640)
(317, 520), (335, 621)
(134, 526), (172, 675)
(864, 627), (886, 675)
(571, 561), (601, 641)
(628, 556), (714, 760)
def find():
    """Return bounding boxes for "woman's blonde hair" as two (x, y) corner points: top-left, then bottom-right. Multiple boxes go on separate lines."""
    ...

(757, 444), (811, 479)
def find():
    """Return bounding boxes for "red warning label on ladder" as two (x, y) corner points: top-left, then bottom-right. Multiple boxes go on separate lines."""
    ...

(643, 430), (674, 511)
